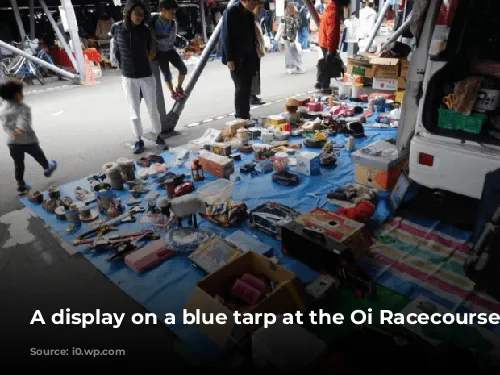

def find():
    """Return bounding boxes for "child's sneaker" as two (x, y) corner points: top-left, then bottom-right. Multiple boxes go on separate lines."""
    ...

(156, 136), (169, 150)
(17, 182), (31, 196)
(44, 161), (57, 177)
(175, 87), (185, 99)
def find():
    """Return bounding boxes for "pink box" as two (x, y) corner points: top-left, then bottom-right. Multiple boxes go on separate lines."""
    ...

(306, 102), (324, 112)
(125, 240), (174, 273)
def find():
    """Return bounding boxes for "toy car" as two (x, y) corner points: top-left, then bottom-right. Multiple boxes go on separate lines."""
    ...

(249, 201), (300, 240)
(175, 182), (195, 197)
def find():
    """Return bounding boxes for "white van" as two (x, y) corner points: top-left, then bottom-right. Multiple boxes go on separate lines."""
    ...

(397, 0), (500, 200)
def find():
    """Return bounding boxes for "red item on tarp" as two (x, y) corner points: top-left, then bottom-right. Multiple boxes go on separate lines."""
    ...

(336, 201), (376, 223)
(307, 102), (324, 112)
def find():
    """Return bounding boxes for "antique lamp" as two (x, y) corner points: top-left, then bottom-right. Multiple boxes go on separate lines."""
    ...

(191, 159), (205, 181)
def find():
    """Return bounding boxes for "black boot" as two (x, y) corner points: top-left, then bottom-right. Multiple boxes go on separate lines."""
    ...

(251, 95), (265, 105)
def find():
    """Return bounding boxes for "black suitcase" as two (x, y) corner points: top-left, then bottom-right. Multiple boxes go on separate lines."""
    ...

(465, 205), (500, 301)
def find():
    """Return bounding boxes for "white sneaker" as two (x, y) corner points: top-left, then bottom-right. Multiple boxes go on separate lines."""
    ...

(295, 67), (306, 74)
(285, 68), (294, 75)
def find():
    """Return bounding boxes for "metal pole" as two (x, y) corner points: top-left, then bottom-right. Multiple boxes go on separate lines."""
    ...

(0, 40), (78, 80)
(60, 0), (86, 83)
(30, 0), (36, 38)
(381, 13), (412, 51)
(152, 60), (169, 131)
(200, 0), (208, 43)
(10, 0), (27, 40)
(39, 0), (78, 71)
(362, 0), (392, 53)
(402, 0), (408, 27)
(160, 0), (237, 135)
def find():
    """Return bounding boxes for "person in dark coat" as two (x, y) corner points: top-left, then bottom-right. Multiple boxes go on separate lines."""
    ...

(110, 0), (168, 154)
(220, 0), (260, 120)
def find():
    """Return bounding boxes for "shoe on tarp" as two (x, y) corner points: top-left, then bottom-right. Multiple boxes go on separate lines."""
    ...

(44, 161), (57, 177)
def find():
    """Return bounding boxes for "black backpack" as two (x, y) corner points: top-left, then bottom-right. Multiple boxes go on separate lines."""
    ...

(317, 53), (345, 80)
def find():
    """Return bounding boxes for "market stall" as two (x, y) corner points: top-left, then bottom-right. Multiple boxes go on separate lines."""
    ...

(19, 87), (500, 369)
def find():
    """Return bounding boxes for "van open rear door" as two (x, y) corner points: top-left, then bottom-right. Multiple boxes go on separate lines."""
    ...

(396, 0), (458, 155)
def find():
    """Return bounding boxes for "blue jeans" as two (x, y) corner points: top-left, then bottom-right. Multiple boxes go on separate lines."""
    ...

(298, 27), (309, 50)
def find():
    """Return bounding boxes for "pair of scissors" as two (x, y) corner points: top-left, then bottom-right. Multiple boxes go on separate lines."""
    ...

(443, 94), (455, 109)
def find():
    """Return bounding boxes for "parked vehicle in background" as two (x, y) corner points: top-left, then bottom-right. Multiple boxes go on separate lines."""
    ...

(397, 0), (500, 200)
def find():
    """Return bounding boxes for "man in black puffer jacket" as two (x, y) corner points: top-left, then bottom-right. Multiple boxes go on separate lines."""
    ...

(110, 0), (167, 154)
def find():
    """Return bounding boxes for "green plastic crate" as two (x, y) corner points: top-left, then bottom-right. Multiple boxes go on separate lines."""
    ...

(438, 109), (486, 135)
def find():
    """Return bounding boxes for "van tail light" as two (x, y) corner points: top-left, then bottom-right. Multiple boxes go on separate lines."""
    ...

(419, 153), (434, 167)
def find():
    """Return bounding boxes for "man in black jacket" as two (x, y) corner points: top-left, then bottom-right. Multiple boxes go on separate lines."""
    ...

(110, 0), (167, 154)
(221, 0), (260, 120)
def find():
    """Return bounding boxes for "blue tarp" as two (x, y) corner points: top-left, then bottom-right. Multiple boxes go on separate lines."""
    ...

(21, 127), (398, 360)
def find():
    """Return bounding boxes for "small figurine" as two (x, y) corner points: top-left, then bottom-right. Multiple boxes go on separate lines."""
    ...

(320, 141), (337, 167)
(282, 98), (301, 124)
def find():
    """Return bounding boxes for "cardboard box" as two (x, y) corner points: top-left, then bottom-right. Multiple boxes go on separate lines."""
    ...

(351, 140), (402, 191)
(296, 152), (320, 176)
(343, 73), (372, 87)
(223, 119), (247, 138)
(395, 90), (405, 104)
(400, 59), (410, 78)
(266, 115), (287, 126)
(199, 154), (234, 179)
(347, 57), (374, 77)
(281, 208), (371, 265)
(210, 143), (232, 157)
(370, 57), (400, 79)
(398, 77), (406, 90)
(184, 251), (310, 347)
(372, 77), (398, 91)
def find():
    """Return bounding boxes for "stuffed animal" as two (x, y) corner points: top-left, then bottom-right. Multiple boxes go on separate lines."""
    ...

(157, 194), (206, 228)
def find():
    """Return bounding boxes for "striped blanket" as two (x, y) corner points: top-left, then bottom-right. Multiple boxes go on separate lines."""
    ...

(359, 215), (500, 331)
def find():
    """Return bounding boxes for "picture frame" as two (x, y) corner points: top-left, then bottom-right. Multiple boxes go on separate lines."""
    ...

(389, 170), (412, 213)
